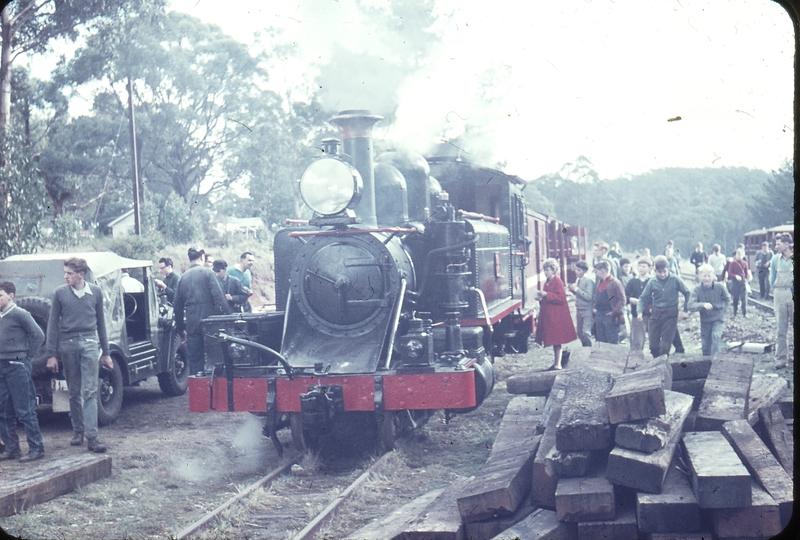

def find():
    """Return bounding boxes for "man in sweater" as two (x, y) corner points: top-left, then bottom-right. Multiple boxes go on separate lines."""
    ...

(568, 260), (594, 347)
(689, 242), (707, 282)
(173, 248), (229, 374)
(770, 233), (793, 368)
(45, 258), (113, 453)
(637, 255), (692, 358)
(625, 257), (652, 351)
(228, 252), (255, 312)
(688, 264), (731, 356)
(754, 241), (773, 299)
(0, 282), (46, 462)
(155, 257), (181, 303)
(213, 260), (249, 313)
(592, 261), (626, 344)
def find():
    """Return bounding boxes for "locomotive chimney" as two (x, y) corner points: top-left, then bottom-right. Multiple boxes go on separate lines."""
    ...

(329, 110), (382, 228)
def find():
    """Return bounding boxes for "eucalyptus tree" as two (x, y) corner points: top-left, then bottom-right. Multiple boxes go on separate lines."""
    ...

(62, 5), (285, 213)
(0, 0), (141, 135)
(747, 159), (794, 228)
(0, 127), (48, 258)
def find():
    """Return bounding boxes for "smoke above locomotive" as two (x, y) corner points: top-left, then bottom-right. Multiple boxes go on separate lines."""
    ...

(192, 109), (586, 453)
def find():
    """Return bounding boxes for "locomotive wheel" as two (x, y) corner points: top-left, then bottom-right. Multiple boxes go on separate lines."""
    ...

(289, 413), (322, 453)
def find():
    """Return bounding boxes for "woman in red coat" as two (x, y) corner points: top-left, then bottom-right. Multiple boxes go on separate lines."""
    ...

(535, 258), (578, 370)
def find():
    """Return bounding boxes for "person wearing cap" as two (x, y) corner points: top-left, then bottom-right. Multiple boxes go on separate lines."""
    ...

(213, 260), (249, 313)
(173, 248), (229, 374)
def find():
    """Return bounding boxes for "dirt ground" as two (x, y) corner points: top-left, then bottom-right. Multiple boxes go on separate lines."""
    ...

(0, 302), (791, 540)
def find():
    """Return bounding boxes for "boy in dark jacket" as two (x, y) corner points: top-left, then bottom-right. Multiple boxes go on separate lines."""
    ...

(637, 255), (691, 358)
(688, 264), (731, 356)
(0, 281), (46, 462)
(592, 261), (626, 344)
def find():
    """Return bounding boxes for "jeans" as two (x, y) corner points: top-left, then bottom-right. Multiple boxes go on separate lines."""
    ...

(576, 310), (593, 347)
(730, 280), (747, 316)
(186, 330), (206, 374)
(700, 320), (723, 357)
(595, 314), (619, 344)
(758, 269), (770, 298)
(649, 309), (678, 358)
(0, 358), (44, 453)
(773, 288), (793, 361)
(59, 335), (100, 440)
(672, 328), (684, 354)
(630, 313), (649, 351)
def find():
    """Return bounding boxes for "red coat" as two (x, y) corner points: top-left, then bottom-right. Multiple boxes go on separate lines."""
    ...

(535, 276), (578, 347)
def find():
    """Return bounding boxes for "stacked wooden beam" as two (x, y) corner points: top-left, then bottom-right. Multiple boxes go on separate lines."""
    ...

(349, 350), (793, 540)
(0, 454), (113, 516)
(456, 396), (546, 525)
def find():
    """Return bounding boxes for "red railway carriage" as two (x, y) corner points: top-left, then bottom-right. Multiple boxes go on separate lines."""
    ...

(743, 223), (794, 268)
(188, 110), (586, 452)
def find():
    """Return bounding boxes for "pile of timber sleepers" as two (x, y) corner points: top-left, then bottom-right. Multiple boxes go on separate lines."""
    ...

(348, 345), (793, 540)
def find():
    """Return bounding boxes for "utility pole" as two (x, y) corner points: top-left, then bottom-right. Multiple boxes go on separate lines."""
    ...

(127, 75), (141, 235)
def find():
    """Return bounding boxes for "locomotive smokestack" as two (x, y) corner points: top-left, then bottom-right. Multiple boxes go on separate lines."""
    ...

(329, 110), (382, 228)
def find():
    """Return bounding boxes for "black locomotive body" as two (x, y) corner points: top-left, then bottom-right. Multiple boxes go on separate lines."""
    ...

(188, 110), (586, 451)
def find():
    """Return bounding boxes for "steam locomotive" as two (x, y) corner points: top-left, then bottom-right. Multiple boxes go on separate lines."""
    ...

(188, 110), (586, 453)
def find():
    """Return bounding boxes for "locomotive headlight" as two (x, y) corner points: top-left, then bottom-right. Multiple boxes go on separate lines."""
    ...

(299, 158), (363, 216)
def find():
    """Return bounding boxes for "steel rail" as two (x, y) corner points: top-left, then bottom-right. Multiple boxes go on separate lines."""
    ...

(175, 455), (300, 539)
(290, 451), (395, 540)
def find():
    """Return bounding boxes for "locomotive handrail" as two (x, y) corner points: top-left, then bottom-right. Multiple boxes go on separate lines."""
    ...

(210, 332), (294, 380)
(457, 210), (500, 224)
(468, 287), (494, 335)
(285, 218), (310, 225)
(381, 278), (407, 370)
(288, 227), (420, 238)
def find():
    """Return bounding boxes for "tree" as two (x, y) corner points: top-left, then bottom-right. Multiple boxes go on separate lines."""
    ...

(747, 159), (794, 228)
(0, 126), (48, 258)
(232, 99), (331, 225)
(0, 0), (143, 135)
(63, 8), (282, 209)
(533, 165), (769, 256)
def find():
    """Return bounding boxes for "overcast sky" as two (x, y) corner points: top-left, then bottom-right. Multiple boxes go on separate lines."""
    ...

(170, 0), (793, 180)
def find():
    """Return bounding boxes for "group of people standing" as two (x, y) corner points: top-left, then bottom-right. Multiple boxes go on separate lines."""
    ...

(0, 248), (257, 463)
(1, 257), (112, 463)
(532, 234), (793, 371)
(165, 248), (256, 375)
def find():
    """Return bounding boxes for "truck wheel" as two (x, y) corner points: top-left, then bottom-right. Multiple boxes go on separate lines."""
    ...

(158, 338), (188, 396)
(98, 356), (124, 426)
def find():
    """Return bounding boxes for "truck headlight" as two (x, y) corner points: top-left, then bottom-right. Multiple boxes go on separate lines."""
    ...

(299, 158), (362, 216)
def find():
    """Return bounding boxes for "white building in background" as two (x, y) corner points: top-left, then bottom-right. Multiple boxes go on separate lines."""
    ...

(107, 210), (135, 237)
(214, 216), (265, 240)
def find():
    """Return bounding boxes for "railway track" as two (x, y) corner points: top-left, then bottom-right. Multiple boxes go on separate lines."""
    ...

(175, 450), (394, 539)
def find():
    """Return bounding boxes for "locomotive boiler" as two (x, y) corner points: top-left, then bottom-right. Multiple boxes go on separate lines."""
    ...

(188, 110), (585, 452)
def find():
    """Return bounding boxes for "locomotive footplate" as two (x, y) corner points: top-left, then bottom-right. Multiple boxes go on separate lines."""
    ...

(188, 366), (479, 413)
